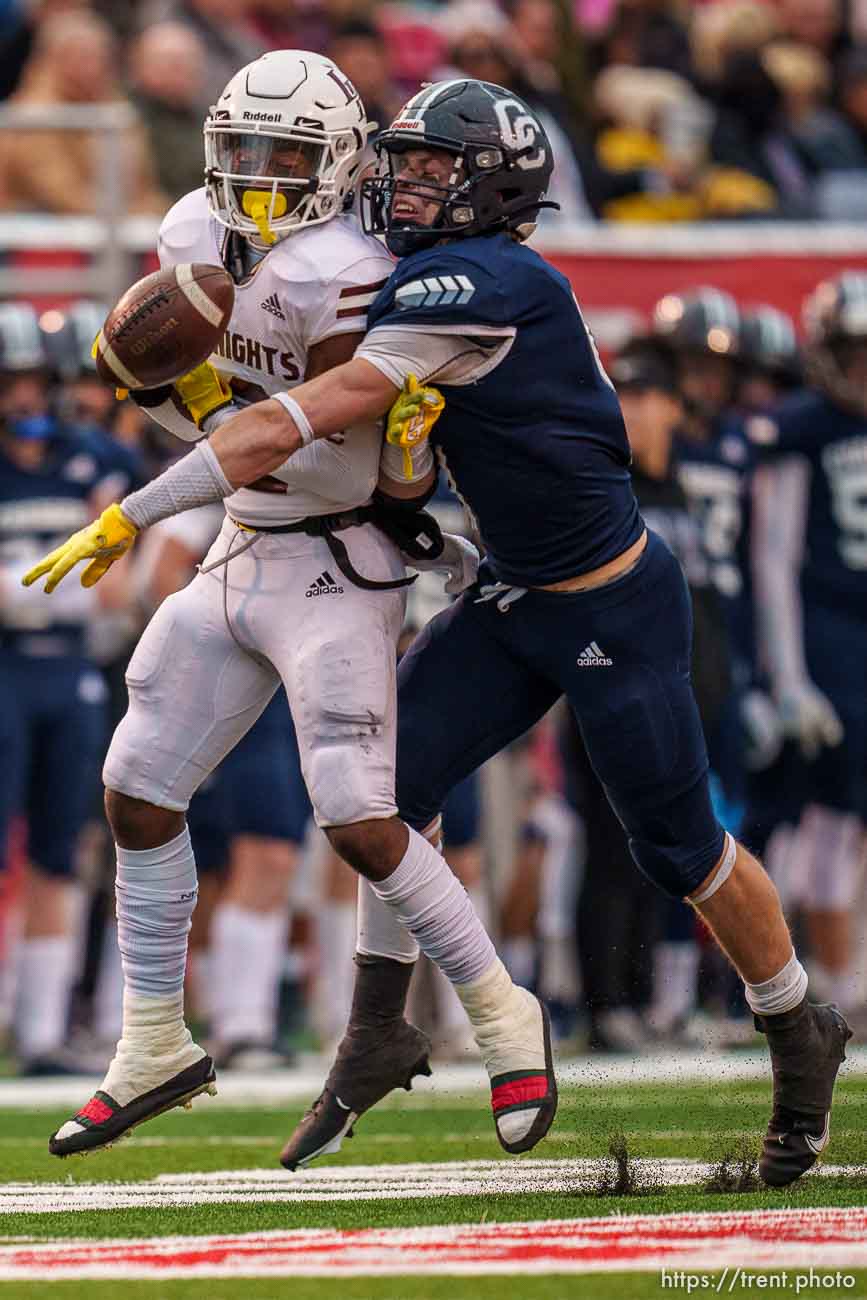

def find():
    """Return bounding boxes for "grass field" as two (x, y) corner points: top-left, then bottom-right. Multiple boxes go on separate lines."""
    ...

(2, 1061), (867, 1297)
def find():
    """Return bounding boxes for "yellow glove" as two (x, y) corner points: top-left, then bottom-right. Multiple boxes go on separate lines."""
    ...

(386, 373), (445, 480)
(22, 503), (138, 594)
(173, 362), (233, 429)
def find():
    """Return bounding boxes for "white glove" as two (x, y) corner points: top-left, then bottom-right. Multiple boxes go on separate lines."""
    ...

(777, 680), (844, 760)
(740, 689), (784, 771)
(406, 533), (480, 595)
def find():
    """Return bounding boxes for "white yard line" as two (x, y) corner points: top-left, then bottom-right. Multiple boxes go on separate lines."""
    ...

(2, 1207), (867, 1278)
(1, 1047), (865, 1109)
(1, 1158), (861, 1215)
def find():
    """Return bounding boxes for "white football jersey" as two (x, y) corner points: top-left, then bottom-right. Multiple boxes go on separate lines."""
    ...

(157, 187), (394, 526)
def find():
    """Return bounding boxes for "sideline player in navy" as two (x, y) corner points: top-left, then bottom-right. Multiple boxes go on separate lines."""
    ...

(0, 304), (138, 1072)
(26, 80), (851, 1185)
(751, 273), (867, 1019)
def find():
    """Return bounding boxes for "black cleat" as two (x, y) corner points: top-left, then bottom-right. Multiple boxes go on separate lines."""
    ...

(755, 1000), (852, 1188)
(48, 1054), (217, 1158)
(281, 1020), (431, 1170)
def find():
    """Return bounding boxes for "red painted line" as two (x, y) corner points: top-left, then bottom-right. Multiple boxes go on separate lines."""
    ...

(2, 1207), (867, 1279)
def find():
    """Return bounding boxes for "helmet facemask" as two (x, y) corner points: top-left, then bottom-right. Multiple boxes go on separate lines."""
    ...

(362, 135), (555, 257)
(205, 119), (364, 245)
(362, 144), (475, 257)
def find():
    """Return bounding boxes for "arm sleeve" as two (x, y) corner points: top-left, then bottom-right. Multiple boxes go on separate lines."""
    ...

(356, 323), (516, 388)
(751, 456), (812, 693)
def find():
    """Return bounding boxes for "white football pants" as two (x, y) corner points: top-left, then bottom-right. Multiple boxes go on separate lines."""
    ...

(104, 517), (407, 828)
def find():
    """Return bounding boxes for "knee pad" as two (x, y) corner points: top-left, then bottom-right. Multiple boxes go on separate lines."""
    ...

(624, 777), (727, 899)
(102, 710), (188, 813)
(629, 829), (726, 898)
(306, 738), (397, 828)
(296, 634), (397, 828)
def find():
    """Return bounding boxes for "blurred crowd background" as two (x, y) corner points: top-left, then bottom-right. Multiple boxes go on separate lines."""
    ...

(1, 0), (867, 221)
(1, 0), (867, 1078)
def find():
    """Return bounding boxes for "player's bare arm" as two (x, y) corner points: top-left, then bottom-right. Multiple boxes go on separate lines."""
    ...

(209, 359), (405, 487)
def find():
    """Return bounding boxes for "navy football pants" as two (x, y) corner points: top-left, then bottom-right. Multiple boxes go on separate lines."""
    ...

(397, 531), (725, 898)
(0, 652), (107, 878)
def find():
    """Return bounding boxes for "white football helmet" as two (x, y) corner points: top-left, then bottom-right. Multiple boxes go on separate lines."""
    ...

(204, 50), (371, 244)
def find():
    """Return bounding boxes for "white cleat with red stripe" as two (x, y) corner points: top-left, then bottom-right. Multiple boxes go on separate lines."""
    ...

(458, 962), (558, 1154)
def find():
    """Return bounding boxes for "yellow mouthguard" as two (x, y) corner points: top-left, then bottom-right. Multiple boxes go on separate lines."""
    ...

(242, 190), (288, 245)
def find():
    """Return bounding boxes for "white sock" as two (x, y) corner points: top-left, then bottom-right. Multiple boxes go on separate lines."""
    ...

(827, 969), (860, 1012)
(456, 957), (548, 1145)
(370, 827), (495, 985)
(435, 885), (489, 1036)
(210, 902), (288, 1046)
(105, 988), (201, 1098)
(649, 941), (701, 1031)
(745, 950), (808, 1016)
(357, 876), (419, 962)
(187, 947), (214, 1024)
(14, 935), (75, 1060)
(502, 936), (536, 989)
(538, 934), (580, 1005)
(93, 922), (123, 1043)
(313, 899), (359, 1045)
(115, 828), (198, 997)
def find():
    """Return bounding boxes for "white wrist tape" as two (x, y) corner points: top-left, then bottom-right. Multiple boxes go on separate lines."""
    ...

(272, 390), (314, 446)
(380, 438), (435, 483)
(121, 441), (233, 530)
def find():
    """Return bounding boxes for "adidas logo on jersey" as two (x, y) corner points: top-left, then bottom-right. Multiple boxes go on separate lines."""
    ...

(306, 570), (344, 598)
(261, 292), (285, 320)
(576, 641), (613, 667)
(395, 275), (475, 310)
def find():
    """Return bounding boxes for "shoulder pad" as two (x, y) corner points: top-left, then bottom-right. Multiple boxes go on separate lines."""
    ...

(158, 188), (211, 261)
(272, 216), (392, 290)
(373, 249), (504, 328)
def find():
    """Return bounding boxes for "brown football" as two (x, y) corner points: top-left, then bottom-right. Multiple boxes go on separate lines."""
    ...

(95, 264), (234, 390)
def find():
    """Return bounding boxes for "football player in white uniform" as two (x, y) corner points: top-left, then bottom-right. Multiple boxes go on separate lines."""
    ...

(31, 53), (554, 1162)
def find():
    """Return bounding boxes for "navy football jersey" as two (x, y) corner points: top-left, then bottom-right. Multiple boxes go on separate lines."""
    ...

(367, 233), (642, 587)
(674, 416), (752, 603)
(0, 424), (140, 647)
(749, 389), (867, 610)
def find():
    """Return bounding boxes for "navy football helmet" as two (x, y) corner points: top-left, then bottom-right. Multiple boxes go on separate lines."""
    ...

(362, 79), (556, 257)
(803, 272), (867, 416)
(652, 287), (741, 359)
(40, 300), (106, 383)
(740, 305), (801, 387)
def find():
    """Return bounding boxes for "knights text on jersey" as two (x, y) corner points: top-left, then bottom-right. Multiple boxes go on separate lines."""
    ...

(747, 388), (867, 610)
(157, 188), (394, 526)
(366, 233), (641, 586)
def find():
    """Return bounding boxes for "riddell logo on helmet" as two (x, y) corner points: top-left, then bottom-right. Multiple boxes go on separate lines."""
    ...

(243, 111), (283, 122)
(393, 119), (424, 130)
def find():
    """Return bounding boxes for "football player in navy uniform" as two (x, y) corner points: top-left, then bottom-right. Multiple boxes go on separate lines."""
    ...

(28, 80), (851, 1185)
(738, 305), (802, 417)
(564, 341), (731, 1050)
(736, 307), (808, 892)
(651, 288), (763, 816)
(0, 304), (138, 1072)
(751, 272), (867, 1019)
